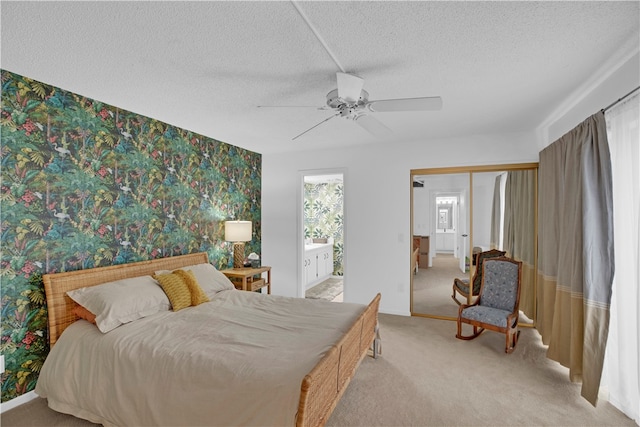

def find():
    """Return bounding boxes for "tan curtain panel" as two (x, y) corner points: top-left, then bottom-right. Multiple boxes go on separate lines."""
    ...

(537, 111), (614, 405)
(489, 175), (501, 249)
(503, 170), (536, 319)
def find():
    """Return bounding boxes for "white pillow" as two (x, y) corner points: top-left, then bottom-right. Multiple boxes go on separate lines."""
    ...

(67, 275), (170, 333)
(156, 263), (235, 298)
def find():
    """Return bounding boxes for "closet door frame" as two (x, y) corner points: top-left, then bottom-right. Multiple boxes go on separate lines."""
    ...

(410, 162), (538, 326)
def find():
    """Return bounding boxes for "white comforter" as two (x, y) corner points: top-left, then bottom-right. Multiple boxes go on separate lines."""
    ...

(35, 290), (365, 426)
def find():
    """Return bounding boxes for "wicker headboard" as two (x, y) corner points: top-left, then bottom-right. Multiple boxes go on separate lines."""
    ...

(42, 252), (209, 348)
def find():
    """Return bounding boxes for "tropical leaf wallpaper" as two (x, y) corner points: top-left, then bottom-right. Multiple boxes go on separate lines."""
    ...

(0, 70), (261, 402)
(304, 182), (343, 276)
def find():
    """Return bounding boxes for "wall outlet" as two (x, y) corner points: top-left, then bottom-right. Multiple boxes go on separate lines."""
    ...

(0, 355), (4, 374)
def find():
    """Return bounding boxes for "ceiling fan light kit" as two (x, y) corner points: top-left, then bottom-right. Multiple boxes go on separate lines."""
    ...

(326, 88), (369, 110)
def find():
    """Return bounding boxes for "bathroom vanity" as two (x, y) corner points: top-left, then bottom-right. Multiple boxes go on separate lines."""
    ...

(304, 240), (334, 288)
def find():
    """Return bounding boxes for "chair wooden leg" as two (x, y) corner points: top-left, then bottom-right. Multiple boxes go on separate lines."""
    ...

(456, 322), (484, 340)
(505, 328), (520, 353)
(451, 288), (462, 305)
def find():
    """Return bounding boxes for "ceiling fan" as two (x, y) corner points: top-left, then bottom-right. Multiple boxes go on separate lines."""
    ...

(260, 72), (443, 140)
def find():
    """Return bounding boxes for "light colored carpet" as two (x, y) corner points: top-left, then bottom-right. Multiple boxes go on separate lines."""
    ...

(413, 254), (535, 325)
(327, 314), (633, 426)
(1, 315), (633, 426)
(412, 254), (464, 317)
(306, 277), (343, 301)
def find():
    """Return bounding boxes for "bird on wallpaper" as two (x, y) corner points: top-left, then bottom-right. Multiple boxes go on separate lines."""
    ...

(52, 209), (70, 221)
(119, 239), (131, 248)
(119, 184), (132, 193)
(52, 143), (71, 157)
(120, 129), (132, 139)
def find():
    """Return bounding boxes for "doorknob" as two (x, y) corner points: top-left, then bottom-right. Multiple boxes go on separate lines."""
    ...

(462, 234), (468, 237)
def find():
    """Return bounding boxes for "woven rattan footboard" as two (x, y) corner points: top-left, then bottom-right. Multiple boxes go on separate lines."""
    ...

(296, 293), (381, 427)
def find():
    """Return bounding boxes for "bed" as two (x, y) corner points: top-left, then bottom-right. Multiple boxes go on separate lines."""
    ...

(35, 252), (381, 427)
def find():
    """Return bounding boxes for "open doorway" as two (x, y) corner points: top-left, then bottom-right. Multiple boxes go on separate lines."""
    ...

(434, 193), (466, 273)
(299, 170), (345, 302)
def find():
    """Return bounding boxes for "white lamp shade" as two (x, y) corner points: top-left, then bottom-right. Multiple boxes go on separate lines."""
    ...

(225, 220), (252, 242)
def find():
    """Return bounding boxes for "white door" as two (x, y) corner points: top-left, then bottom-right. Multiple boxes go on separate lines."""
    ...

(458, 189), (468, 273)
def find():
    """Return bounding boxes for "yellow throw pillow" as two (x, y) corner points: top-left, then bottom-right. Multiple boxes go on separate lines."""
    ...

(154, 273), (192, 311)
(174, 269), (210, 306)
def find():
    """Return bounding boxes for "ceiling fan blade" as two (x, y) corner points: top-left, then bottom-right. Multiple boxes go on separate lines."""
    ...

(257, 105), (330, 110)
(292, 114), (337, 141)
(336, 72), (364, 104)
(354, 114), (393, 138)
(366, 96), (443, 112)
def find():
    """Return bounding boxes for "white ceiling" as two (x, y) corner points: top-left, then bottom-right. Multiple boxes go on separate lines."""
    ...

(1, 1), (638, 155)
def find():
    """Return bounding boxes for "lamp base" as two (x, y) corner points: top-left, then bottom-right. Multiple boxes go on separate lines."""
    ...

(233, 242), (245, 269)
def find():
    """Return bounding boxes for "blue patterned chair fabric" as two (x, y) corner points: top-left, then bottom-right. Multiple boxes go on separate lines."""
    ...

(456, 257), (522, 353)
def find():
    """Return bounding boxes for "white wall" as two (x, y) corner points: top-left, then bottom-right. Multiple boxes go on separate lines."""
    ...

(412, 186), (430, 237)
(540, 51), (639, 148)
(262, 131), (538, 316)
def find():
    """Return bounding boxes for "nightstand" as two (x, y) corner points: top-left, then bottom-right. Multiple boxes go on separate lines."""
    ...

(220, 266), (271, 294)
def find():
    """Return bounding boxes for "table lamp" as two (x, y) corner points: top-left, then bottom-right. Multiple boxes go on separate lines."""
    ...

(225, 220), (252, 268)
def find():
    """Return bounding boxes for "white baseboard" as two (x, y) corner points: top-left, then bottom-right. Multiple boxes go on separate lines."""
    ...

(380, 309), (411, 317)
(0, 390), (38, 413)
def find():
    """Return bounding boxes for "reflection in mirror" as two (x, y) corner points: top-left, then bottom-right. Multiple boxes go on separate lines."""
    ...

(411, 165), (537, 324)
(502, 169), (537, 322)
(468, 171), (506, 303)
(472, 169), (536, 324)
(412, 173), (469, 318)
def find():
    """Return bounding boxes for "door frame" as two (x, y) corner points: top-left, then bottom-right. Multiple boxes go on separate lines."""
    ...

(431, 190), (465, 271)
(297, 168), (347, 299)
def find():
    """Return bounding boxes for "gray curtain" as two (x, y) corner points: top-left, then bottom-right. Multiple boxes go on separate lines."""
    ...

(489, 175), (501, 249)
(537, 111), (614, 405)
(503, 169), (536, 319)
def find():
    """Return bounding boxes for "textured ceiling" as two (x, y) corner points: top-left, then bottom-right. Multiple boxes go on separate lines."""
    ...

(1, 1), (638, 154)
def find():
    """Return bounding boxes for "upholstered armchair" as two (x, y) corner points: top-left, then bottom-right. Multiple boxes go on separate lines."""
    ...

(451, 249), (505, 305)
(455, 257), (522, 353)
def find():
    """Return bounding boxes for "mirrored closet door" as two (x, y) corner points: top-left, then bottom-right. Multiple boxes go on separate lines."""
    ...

(410, 164), (538, 324)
